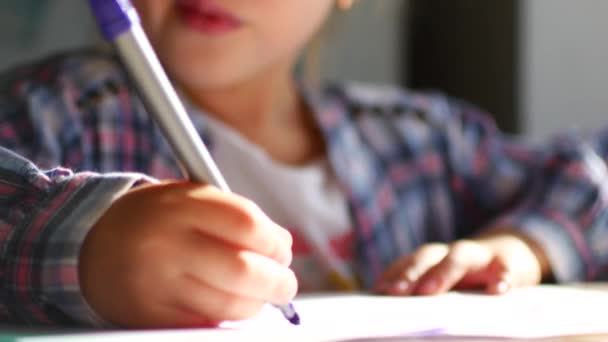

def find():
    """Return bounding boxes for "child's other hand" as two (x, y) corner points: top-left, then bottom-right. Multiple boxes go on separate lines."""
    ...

(375, 231), (550, 296)
(79, 181), (297, 328)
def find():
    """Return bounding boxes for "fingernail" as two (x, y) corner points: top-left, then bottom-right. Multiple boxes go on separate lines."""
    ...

(388, 280), (410, 295)
(418, 279), (439, 295)
(496, 281), (511, 294)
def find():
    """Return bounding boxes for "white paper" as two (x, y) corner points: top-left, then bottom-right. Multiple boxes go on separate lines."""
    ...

(18, 286), (608, 342)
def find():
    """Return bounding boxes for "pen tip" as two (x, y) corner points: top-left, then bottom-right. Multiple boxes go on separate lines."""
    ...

(288, 313), (300, 325)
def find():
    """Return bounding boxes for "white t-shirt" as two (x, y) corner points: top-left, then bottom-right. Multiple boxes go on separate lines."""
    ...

(202, 114), (358, 291)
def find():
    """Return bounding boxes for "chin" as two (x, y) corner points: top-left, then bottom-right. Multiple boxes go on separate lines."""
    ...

(161, 50), (259, 90)
(171, 67), (251, 92)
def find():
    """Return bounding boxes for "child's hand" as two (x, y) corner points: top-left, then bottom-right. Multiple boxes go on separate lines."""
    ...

(375, 231), (550, 296)
(79, 181), (297, 328)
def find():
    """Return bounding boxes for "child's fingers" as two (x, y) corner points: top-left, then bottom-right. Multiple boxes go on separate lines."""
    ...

(485, 273), (512, 295)
(483, 258), (513, 295)
(139, 182), (292, 263)
(413, 240), (493, 295)
(376, 243), (448, 295)
(182, 187), (293, 263)
(381, 244), (448, 282)
(185, 234), (298, 305)
(375, 256), (415, 294)
(176, 274), (266, 322)
(454, 256), (511, 293)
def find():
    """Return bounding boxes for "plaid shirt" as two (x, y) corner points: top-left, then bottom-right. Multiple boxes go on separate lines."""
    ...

(1, 50), (608, 326)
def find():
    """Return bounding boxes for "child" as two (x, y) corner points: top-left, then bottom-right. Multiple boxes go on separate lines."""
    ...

(0, 0), (606, 328)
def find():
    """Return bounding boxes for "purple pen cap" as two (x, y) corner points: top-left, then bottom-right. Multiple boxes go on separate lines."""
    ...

(89, 0), (140, 41)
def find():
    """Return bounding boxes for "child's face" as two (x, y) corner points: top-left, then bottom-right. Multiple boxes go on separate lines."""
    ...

(131, 0), (333, 91)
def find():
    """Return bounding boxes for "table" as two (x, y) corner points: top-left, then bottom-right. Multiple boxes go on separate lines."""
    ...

(2, 284), (608, 342)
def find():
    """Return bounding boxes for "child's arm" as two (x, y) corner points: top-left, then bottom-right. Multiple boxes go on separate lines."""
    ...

(375, 92), (608, 295)
(0, 148), (297, 327)
(0, 147), (150, 325)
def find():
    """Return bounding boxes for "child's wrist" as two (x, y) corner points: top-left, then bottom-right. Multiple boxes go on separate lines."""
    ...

(474, 227), (553, 282)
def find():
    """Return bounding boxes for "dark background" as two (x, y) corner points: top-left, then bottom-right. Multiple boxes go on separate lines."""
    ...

(407, 0), (520, 133)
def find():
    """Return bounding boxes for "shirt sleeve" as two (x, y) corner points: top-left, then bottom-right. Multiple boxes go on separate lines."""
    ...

(432, 96), (608, 283)
(0, 53), (166, 326)
(0, 147), (154, 326)
(487, 136), (608, 283)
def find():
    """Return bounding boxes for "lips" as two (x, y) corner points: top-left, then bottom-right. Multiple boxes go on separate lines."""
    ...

(175, 0), (243, 35)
